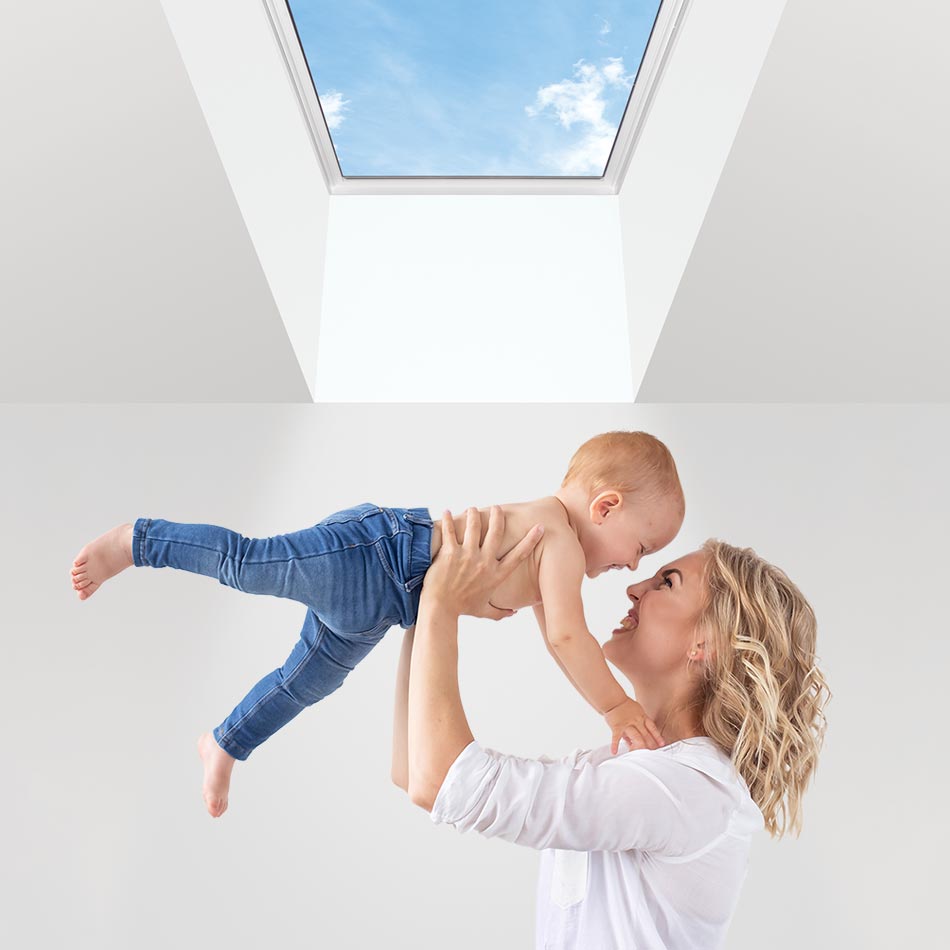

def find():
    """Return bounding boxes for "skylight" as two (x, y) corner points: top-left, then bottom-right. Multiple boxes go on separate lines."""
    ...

(263, 0), (688, 192)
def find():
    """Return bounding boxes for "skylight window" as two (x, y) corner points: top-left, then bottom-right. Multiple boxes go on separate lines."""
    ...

(264, 0), (687, 192)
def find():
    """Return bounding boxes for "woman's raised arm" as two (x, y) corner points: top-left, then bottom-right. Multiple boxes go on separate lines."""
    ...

(391, 626), (414, 793)
(405, 508), (543, 810)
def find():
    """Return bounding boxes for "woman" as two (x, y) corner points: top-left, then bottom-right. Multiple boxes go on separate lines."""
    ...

(392, 508), (830, 949)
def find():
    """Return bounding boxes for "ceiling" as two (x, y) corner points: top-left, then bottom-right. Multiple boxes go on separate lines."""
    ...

(1, 0), (945, 403)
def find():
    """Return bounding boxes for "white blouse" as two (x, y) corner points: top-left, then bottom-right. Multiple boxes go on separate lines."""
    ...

(430, 736), (764, 950)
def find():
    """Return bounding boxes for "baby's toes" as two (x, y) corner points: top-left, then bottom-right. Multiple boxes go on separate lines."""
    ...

(204, 794), (228, 818)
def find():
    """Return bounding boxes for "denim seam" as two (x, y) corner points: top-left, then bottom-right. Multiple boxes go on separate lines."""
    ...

(320, 504), (387, 527)
(216, 618), (328, 749)
(215, 729), (252, 761)
(373, 539), (402, 587)
(404, 517), (432, 592)
(135, 517), (151, 566)
(242, 539), (395, 563)
(405, 572), (427, 594)
(381, 507), (399, 533)
(144, 534), (397, 565)
(362, 617), (399, 639)
(405, 527), (415, 586)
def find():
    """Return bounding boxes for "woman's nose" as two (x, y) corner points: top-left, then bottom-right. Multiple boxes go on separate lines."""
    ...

(626, 571), (653, 598)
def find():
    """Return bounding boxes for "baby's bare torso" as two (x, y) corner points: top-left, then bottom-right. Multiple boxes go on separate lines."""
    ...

(427, 497), (575, 611)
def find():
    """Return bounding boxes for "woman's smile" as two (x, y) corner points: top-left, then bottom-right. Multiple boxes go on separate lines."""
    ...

(612, 604), (639, 634)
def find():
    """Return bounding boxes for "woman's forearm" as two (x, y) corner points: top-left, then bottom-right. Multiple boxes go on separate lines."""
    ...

(391, 626), (414, 792)
(407, 599), (474, 811)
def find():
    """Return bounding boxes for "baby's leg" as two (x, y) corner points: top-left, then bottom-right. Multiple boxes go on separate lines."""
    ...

(200, 610), (388, 817)
(124, 517), (340, 607)
(79, 507), (414, 624)
(71, 523), (134, 600)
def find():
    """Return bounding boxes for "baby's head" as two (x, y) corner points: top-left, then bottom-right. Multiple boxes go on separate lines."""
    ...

(559, 431), (685, 578)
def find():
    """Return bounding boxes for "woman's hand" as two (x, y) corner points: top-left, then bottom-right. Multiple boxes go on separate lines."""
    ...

(421, 507), (543, 622)
(408, 507), (543, 809)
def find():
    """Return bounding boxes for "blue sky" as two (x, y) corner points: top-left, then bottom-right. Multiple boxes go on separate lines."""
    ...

(286, 0), (663, 176)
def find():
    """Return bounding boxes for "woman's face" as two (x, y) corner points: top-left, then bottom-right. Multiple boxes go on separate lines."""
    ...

(602, 550), (708, 680)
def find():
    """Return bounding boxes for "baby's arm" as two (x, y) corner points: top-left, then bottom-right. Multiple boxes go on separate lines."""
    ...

(533, 604), (593, 707)
(536, 539), (664, 753)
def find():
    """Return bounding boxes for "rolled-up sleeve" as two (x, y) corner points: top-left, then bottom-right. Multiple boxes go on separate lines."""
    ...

(429, 741), (706, 855)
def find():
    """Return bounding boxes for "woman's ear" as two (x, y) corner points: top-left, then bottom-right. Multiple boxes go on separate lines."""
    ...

(589, 490), (623, 525)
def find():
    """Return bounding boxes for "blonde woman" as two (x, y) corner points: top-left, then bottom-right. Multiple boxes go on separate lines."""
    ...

(392, 508), (830, 949)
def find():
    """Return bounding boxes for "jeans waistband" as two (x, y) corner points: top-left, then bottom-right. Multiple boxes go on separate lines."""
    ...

(400, 507), (434, 593)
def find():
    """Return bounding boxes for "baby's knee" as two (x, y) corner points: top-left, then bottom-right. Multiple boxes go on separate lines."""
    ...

(279, 670), (348, 708)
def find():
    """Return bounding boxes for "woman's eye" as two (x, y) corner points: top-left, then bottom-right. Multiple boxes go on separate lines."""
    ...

(661, 576), (673, 589)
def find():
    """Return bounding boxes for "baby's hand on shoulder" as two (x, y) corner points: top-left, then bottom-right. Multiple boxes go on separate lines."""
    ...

(603, 698), (665, 755)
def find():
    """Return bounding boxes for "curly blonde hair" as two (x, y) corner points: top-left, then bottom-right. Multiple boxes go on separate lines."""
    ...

(692, 540), (831, 839)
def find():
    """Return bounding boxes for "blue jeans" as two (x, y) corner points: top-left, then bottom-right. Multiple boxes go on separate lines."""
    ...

(132, 504), (433, 760)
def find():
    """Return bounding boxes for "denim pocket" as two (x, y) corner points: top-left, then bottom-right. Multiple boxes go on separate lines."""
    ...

(373, 539), (402, 587)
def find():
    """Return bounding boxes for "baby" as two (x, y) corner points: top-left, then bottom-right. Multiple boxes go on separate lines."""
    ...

(71, 431), (685, 817)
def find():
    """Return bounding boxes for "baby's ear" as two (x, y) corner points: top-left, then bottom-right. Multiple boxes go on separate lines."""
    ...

(589, 489), (623, 524)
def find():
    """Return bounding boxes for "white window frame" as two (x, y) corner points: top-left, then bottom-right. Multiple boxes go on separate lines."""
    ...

(261, 0), (692, 195)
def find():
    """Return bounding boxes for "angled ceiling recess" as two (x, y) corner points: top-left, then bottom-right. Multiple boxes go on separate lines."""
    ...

(263, 0), (691, 194)
(155, 0), (786, 403)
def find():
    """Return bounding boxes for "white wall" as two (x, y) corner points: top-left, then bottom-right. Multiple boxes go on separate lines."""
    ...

(316, 196), (632, 401)
(159, 0), (332, 399)
(617, 0), (788, 398)
(3, 403), (946, 948)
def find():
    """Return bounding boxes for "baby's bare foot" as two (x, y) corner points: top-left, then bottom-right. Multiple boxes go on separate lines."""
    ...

(71, 523), (134, 601)
(197, 732), (236, 818)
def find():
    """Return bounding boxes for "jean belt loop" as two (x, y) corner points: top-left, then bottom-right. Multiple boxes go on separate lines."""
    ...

(404, 508), (434, 593)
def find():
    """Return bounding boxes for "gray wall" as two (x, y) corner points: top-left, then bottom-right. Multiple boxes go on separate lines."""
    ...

(638, 0), (950, 401)
(2, 403), (945, 948)
(0, 1), (310, 402)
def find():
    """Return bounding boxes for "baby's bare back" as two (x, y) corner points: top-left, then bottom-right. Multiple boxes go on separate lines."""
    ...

(428, 497), (575, 611)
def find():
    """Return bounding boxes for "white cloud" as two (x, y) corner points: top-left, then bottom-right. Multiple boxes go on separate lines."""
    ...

(597, 16), (612, 36)
(602, 57), (633, 87)
(554, 129), (618, 176)
(319, 91), (349, 131)
(525, 58), (634, 174)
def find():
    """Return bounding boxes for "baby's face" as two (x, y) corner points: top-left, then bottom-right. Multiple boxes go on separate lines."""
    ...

(584, 494), (683, 579)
